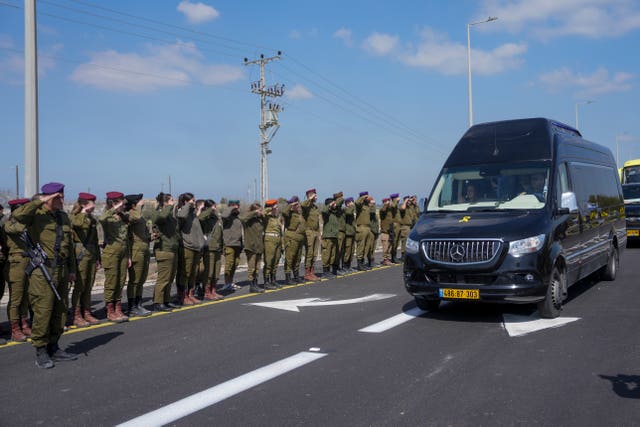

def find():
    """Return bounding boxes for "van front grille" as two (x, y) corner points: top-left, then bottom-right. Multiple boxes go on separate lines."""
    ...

(421, 239), (502, 265)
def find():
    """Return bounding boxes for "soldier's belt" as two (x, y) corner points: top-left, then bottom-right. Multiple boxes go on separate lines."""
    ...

(265, 232), (281, 237)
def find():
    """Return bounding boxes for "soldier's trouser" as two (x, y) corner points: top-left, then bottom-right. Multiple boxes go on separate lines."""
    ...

(321, 237), (338, 268)
(103, 243), (128, 303)
(245, 250), (262, 280)
(364, 229), (375, 260)
(284, 232), (304, 274)
(304, 230), (319, 268)
(0, 260), (5, 306)
(336, 231), (346, 267)
(224, 246), (242, 282)
(343, 234), (354, 266)
(127, 245), (150, 299)
(28, 266), (68, 348)
(355, 225), (371, 261)
(181, 247), (201, 290)
(72, 251), (97, 311)
(380, 233), (391, 261)
(392, 223), (401, 257)
(368, 232), (378, 260)
(398, 226), (411, 256)
(154, 250), (177, 304)
(7, 256), (30, 321)
(202, 250), (222, 285)
(263, 236), (282, 278)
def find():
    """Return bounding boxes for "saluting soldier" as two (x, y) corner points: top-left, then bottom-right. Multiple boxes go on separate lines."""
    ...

(198, 200), (224, 301)
(389, 193), (401, 263)
(99, 191), (130, 323)
(240, 203), (265, 293)
(0, 203), (6, 345)
(379, 197), (394, 265)
(342, 196), (356, 273)
(221, 200), (243, 292)
(13, 183), (78, 369)
(321, 197), (340, 277)
(70, 192), (101, 326)
(176, 193), (205, 305)
(4, 198), (33, 341)
(282, 196), (306, 284)
(397, 196), (414, 261)
(355, 191), (373, 271)
(149, 193), (179, 311)
(301, 188), (320, 281)
(367, 197), (379, 268)
(262, 199), (282, 289)
(125, 194), (152, 316)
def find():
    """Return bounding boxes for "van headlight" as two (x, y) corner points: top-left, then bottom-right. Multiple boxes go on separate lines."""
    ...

(406, 237), (420, 254)
(508, 234), (545, 257)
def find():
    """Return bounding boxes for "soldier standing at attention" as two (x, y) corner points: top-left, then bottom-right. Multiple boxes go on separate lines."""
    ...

(301, 188), (321, 281)
(240, 203), (265, 293)
(220, 200), (243, 292)
(125, 194), (152, 316)
(282, 196), (306, 284)
(99, 191), (130, 323)
(176, 193), (205, 305)
(198, 200), (224, 301)
(367, 197), (379, 268)
(397, 196), (414, 261)
(355, 191), (372, 271)
(150, 193), (179, 311)
(4, 198), (32, 341)
(0, 203), (6, 345)
(389, 193), (401, 264)
(342, 196), (355, 273)
(13, 182), (78, 369)
(330, 193), (345, 275)
(321, 197), (340, 277)
(69, 193), (101, 326)
(379, 197), (393, 266)
(262, 199), (282, 289)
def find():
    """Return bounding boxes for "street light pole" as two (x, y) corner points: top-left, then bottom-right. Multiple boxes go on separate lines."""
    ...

(575, 100), (593, 130)
(467, 16), (497, 128)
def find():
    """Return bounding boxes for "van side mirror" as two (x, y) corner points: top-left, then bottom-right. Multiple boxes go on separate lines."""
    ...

(558, 191), (578, 215)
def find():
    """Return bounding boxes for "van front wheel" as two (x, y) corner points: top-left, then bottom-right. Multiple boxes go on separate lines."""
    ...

(538, 266), (564, 319)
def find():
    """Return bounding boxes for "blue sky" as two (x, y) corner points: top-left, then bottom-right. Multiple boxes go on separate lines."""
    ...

(1, 0), (640, 203)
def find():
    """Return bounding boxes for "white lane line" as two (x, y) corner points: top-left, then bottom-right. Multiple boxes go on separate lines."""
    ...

(117, 350), (327, 427)
(358, 307), (426, 333)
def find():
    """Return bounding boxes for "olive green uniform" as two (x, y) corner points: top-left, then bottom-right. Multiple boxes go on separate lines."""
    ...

(301, 198), (319, 269)
(70, 211), (100, 313)
(390, 199), (401, 261)
(3, 216), (30, 322)
(150, 205), (179, 304)
(99, 207), (129, 306)
(355, 196), (372, 263)
(379, 203), (394, 263)
(221, 207), (243, 284)
(397, 202), (414, 258)
(240, 211), (265, 281)
(13, 200), (76, 349)
(282, 204), (306, 276)
(367, 207), (379, 264)
(342, 202), (355, 269)
(0, 215), (7, 312)
(127, 205), (151, 300)
(262, 208), (282, 281)
(177, 205), (205, 293)
(321, 204), (340, 269)
(199, 207), (223, 287)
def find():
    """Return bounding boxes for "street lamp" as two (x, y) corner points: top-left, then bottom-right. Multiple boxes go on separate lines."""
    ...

(575, 100), (594, 130)
(467, 16), (497, 128)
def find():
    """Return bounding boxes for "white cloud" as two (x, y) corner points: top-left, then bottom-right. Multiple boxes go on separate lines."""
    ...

(290, 30), (302, 40)
(478, 0), (640, 39)
(286, 84), (313, 100)
(333, 27), (353, 47)
(177, 1), (220, 25)
(0, 36), (61, 84)
(362, 32), (399, 56)
(70, 41), (244, 93)
(539, 66), (634, 97)
(370, 27), (526, 76)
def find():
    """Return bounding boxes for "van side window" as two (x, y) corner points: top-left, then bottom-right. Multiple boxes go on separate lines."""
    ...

(568, 162), (619, 214)
(555, 163), (569, 205)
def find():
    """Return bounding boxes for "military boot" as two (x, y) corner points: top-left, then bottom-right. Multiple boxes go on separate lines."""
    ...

(114, 301), (129, 322)
(10, 320), (26, 342)
(323, 266), (335, 278)
(135, 297), (152, 316)
(303, 267), (315, 282)
(21, 317), (32, 336)
(203, 284), (213, 300)
(73, 307), (90, 327)
(265, 274), (278, 290)
(357, 259), (368, 271)
(106, 302), (119, 322)
(83, 308), (100, 325)
(208, 285), (224, 300)
(249, 279), (265, 293)
(390, 253), (397, 264)
(182, 287), (194, 305)
(188, 288), (201, 304)
(47, 343), (78, 362)
(284, 272), (293, 285)
(293, 269), (304, 283)
(271, 274), (282, 288)
(35, 346), (54, 369)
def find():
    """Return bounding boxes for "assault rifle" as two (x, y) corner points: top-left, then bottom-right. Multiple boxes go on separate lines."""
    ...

(20, 231), (62, 301)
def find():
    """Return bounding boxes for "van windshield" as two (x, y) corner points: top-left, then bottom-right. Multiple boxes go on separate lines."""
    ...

(427, 161), (551, 212)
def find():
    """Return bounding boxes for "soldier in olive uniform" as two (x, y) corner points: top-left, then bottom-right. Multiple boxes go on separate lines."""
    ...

(367, 197), (379, 267)
(198, 200), (224, 301)
(321, 197), (340, 277)
(69, 192), (101, 326)
(177, 193), (205, 305)
(379, 197), (393, 265)
(125, 194), (152, 316)
(397, 196), (414, 261)
(355, 192), (373, 271)
(262, 199), (282, 289)
(0, 203), (6, 345)
(389, 193), (401, 263)
(301, 189), (321, 281)
(342, 196), (356, 273)
(221, 200), (243, 292)
(240, 203), (265, 293)
(99, 191), (130, 323)
(282, 196), (306, 284)
(4, 198), (32, 341)
(150, 193), (179, 311)
(13, 182), (78, 369)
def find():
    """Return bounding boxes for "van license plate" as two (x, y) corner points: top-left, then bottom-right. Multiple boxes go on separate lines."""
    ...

(439, 288), (480, 300)
(628, 230), (639, 237)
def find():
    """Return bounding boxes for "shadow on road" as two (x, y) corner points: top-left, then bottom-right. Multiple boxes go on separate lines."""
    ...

(65, 331), (124, 356)
(599, 374), (640, 399)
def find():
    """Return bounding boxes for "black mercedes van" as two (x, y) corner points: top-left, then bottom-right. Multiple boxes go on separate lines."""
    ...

(403, 118), (626, 318)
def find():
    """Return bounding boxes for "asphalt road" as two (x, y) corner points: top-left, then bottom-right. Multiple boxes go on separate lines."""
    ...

(1, 249), (639, 426)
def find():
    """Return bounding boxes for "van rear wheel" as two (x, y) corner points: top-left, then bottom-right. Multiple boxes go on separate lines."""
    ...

(601, 245), (619, 281)
(415, 297), (440, 311)
(538, 266), (564, 319)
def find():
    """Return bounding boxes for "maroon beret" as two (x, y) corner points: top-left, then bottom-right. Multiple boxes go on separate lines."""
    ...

(41, 182), (65, 195)
(8, 198), (31, 206)
(383, 198), (390, 202)
(106, 191), (124, 200)
(78, 192), (96, 201)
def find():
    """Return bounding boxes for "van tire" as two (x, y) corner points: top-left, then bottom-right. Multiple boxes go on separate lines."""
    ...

(415, 297), (440, 312)
(601, 245), (619, 281)
(538, 266), (564, 319)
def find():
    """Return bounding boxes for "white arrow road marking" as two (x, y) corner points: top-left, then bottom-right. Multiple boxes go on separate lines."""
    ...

(248, 293), (396, 312)
(117, 350), (327, 427)
(359, 307), (426, 333)
(502, 313), (580, 337)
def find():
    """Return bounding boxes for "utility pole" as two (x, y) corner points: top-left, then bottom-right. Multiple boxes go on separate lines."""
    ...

(25, 0), (39, 197)
(15, 165), (20, 198)
(244, 52), (284, 205)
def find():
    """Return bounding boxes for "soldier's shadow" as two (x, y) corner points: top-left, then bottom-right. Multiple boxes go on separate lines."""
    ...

(599, 374), (640, 399)
(65, 331), (123, 356)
